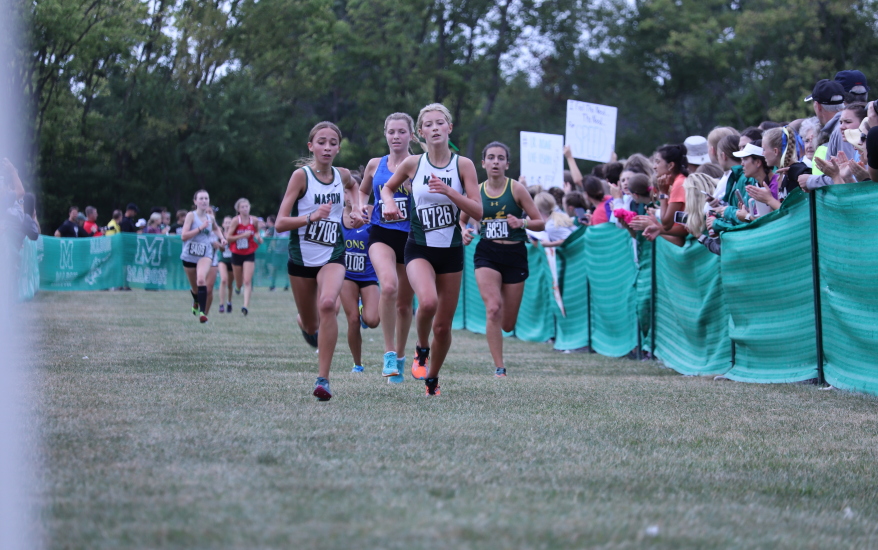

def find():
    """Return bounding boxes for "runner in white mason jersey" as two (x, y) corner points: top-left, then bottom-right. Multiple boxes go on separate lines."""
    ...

(275, 121), (363, 401)
(380, 104), (482, 396)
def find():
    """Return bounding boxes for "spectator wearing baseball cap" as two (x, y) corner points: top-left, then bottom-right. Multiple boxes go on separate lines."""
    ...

(683, 135), (710, 171)
(835, 70), (869, 104)
(119, 202), (139, 233)
(804, 79), (846, 178)
(822, 70), (871, 162)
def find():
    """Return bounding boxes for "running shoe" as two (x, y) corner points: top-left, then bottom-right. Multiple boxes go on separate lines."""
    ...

(388, 357), (405, 384)
(241, 307), (248, 316)
(313, 377), (332, 401)
(226, 302), (232, 314)
(199, 312), (208, 324)
(382, 351), (399, 377)
(235, 286), (241, 295)
(351, 365), (364, 373)
(411, 346), (429, 380)
(192, 300), (198, 316)
(219, 304), (225, 313)
(301, 329), (319, 348)
(359, 298), (368, 329)
(425, 377), (440, 396)
(495, 368), (507, 377)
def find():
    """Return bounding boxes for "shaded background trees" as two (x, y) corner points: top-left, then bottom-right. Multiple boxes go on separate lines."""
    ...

(14, 0), (878, 229)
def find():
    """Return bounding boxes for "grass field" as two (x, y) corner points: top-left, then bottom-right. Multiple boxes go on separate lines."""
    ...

(27, 289), (878, 549)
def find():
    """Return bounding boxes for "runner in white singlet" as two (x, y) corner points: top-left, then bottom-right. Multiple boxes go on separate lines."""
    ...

(275, 121), (363, 401)
(380, 104), (482, 397)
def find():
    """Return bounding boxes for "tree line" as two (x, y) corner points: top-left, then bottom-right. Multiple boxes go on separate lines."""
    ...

(14, 0), (878, 229)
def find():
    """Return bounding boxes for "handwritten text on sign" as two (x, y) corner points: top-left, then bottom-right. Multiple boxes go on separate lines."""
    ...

(565, 100), (617, 163)
(520, 131), (564, 188)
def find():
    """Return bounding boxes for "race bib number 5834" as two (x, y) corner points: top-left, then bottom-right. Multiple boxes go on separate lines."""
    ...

(418, 204), (454, 232)
(305, 219), (339, 246)
(484, 219), (509, 239)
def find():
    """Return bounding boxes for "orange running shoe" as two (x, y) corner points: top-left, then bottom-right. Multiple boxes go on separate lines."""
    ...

(425, 377), (440, 396)
(411, 346), (429, 380)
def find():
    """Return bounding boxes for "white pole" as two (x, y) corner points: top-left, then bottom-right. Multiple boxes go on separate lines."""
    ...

(0, 0), (35, 546)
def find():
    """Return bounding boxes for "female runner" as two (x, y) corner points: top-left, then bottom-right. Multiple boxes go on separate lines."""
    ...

(228, 198), (262, 316)
(358, 113), (417, 383)
(380, 104), (482, 396)
(340, 202), (380, 373)
(460, 142), (544, 377)
(275, 121), (361, 401)
(218, 216), (234, 313)
(180, 190), (226, 323)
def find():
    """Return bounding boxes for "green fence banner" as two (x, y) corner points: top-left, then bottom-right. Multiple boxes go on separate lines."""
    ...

(722, 190), (818, 383)
(554, 226), (590, 350)
(39, 235), (294, 291)
(30, 195), (878, 398)
(816, 182), (878, 394)
(582, 224), (638, 357)
(514, 242), (555, 342)
(652, 237), (731, 376)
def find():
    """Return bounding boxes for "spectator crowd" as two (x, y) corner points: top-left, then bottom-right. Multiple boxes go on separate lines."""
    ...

(38, 70), (878, 262)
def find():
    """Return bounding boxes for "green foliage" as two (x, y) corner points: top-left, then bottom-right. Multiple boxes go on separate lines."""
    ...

(18, 0), (878, 229)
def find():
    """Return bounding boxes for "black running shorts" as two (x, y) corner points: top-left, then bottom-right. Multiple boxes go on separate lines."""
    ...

(404, 239), (463, 275)
(473, 239), (529, 284)
(287, 257), (344, 279)
(367, 225), (408, 264)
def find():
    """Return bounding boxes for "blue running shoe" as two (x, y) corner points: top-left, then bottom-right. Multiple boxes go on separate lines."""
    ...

(313, 377), (332, 401)
(351, 365), (364, 373)
(388, 356), (405, 384)
(382, 351), (399, 377)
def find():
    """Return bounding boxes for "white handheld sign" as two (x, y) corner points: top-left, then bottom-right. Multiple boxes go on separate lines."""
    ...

(519, 131), (564, 188)
(565, 100), (617, 162)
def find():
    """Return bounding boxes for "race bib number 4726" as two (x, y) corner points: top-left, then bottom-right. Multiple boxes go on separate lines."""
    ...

(484, 219), (509, 239)
(305, 219), (340, 246)
(418, 204), (454, 232)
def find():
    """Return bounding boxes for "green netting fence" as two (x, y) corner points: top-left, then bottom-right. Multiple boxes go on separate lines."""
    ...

(28, 185), (878, 395)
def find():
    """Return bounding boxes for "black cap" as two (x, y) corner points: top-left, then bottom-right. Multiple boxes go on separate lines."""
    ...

(834, 70), (870, 94)
(126, 203), (139, 213)
(804, 79), (845, 105)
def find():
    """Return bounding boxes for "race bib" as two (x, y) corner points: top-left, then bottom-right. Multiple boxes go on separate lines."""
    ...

(345, 252), (367, 273)
(484, 219), (509, 240)
(186, 242), (208, 257)
(418, 204), (454, 232)
(380, 197), (409, 222)
(304, 219), (340, 246)
(236, 237), (249, 250)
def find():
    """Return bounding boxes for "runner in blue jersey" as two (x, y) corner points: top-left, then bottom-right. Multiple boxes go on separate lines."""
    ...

(358, 113), (418, 384)
(340, 203), (379, 373)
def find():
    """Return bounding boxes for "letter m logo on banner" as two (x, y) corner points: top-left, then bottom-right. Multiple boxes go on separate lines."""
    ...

(59, 240), (74, 270)
(135, 236), (164, 266)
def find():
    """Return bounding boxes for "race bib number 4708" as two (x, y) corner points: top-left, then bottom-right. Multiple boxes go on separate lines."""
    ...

(305, 219), (340, 246)
(484, 219), (509, 240)
(418, 204), (454, 232)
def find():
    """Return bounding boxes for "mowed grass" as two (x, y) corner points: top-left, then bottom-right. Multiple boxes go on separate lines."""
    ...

(28, 290), (878, 549)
